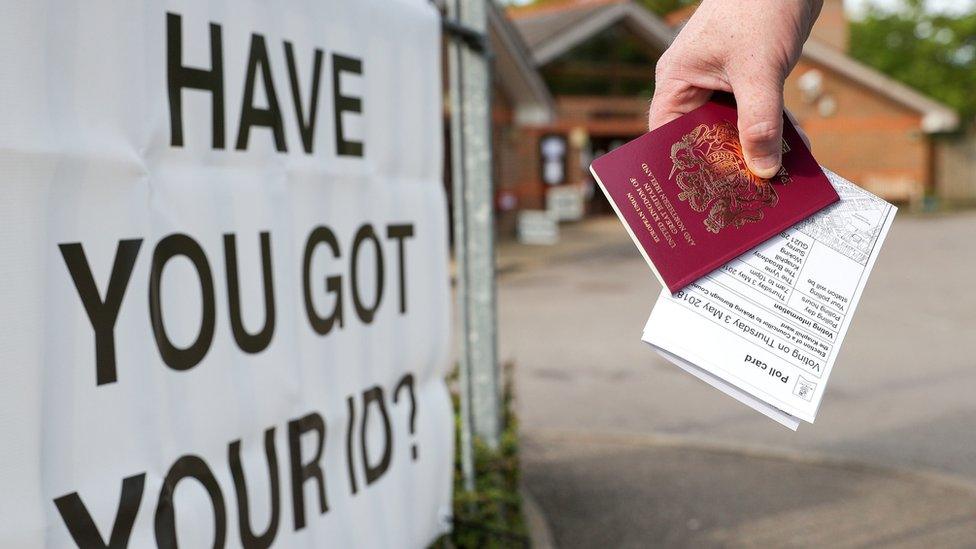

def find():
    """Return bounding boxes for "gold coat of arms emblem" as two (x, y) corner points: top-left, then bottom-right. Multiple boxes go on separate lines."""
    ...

(669, 121), (791, 234)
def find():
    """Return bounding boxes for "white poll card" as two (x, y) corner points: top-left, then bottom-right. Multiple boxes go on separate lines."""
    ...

(644, 169), (896, 428)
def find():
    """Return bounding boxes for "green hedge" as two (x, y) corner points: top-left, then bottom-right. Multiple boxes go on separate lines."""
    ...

(433, 365), (528, 548)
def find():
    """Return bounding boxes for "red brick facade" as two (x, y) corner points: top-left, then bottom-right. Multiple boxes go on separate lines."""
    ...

(786, 59), (930, 201)
(494, 0), (961, 219)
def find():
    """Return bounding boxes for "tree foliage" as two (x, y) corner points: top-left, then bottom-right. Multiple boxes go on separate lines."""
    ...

(849, 0), (976, 121)
(634, 0), (695, 16)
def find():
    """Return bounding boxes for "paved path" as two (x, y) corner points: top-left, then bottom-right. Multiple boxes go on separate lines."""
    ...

(496, 212), (976, 546)
(523, 432), (976, 547)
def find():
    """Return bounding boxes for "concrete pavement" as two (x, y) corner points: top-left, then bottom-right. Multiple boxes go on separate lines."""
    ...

(497, 212), (976, 546)
(523, 431), (976, 547)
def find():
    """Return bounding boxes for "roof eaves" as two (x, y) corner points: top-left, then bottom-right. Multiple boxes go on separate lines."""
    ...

(506, 0), (626, 21)
(530, 2), (629, 65)
(530, 1), (674, 67)
(487, 2), (557, 123)
(620, 2), (675, 51)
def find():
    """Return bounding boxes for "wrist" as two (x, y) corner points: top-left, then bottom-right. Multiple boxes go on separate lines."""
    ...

(698, 0), (822, 29)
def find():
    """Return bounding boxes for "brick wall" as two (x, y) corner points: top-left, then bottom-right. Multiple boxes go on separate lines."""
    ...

(492, 54), (938, 216)
(785, 59), (929, 202)
(810, 0), (848, 52)
(554, 96), (649, 129)
(492, 83), (547, 211)
(501, 76), (933, 208)
(494, 95), (645, 213)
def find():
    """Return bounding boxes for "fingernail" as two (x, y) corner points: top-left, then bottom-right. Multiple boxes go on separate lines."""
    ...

(749, 154), (781, 179)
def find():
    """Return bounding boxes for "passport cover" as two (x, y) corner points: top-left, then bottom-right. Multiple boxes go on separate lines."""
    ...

(589, 96), (839, 293)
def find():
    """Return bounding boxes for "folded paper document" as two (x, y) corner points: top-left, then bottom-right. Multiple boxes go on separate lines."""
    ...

(643, 169), (896, 429)
(590, 98), (895, 429)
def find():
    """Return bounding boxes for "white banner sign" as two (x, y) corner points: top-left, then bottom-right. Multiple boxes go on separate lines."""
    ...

(0, 1), (453, 547)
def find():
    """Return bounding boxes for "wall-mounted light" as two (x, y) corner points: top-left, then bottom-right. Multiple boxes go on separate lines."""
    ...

(818, 94), (837, 117)
(797, 69), (823, 104)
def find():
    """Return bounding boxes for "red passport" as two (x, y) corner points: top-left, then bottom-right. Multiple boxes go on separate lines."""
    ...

(590, 96), (839, 293)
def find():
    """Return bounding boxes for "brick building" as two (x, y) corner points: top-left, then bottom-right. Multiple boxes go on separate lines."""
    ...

(487, 0), (966, 228)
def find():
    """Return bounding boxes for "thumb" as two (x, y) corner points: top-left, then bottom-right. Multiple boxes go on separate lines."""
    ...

(732, 75), (785, 179)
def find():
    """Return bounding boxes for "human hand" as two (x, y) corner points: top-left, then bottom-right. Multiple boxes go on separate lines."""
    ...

(648, 0), (823, 178)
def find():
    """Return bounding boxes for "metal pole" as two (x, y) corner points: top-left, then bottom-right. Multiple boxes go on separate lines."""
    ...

(446, 0), (500, 472)
(446, 2), (475, 492)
